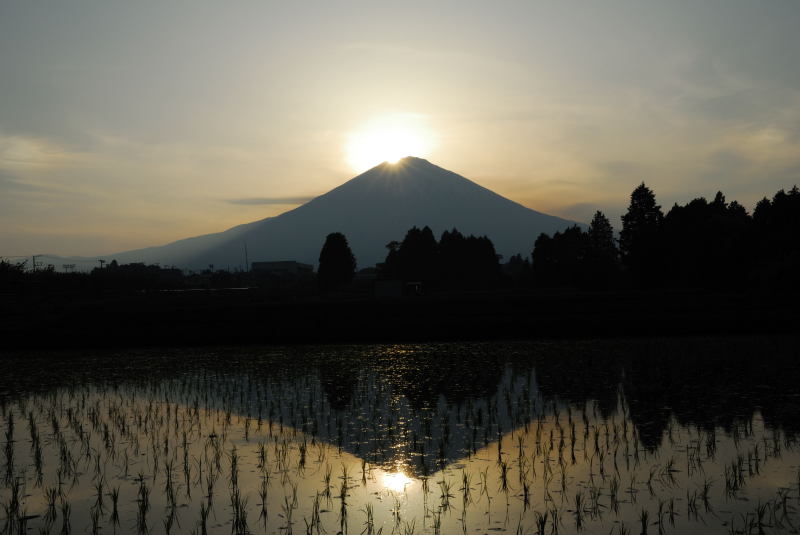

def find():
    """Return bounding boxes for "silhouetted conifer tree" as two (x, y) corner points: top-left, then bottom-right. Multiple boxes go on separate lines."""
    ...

(587, 211), (615, 258)
(381, 241), (401, 278)
(752, 185), (800, 285)
(317, 232), (356, 291)
(585, 211), (618, 287)
(395, 226), (438, 284)
(465, 235), (501, 286)
(619, 183), (663, 284)
(439, 228), (468, 284)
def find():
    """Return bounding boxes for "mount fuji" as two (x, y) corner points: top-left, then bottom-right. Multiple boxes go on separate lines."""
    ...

(106, 157), (580, 270)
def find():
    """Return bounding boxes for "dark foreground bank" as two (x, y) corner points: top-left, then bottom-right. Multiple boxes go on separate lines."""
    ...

(1, 287), (797, 350)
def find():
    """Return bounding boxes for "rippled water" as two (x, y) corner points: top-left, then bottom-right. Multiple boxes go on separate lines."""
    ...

(1, 337), (799, 534)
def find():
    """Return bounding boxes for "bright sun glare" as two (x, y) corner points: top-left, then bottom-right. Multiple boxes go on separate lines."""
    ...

(346, 114), (435, 172)
(382, 471), (413, 492)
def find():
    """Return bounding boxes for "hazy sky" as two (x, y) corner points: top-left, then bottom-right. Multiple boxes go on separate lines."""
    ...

(2, 1), (799, 256)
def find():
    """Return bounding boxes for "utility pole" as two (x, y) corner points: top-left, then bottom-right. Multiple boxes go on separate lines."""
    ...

(98, 259), (106, 269)
(31, 255), (39, 272)
(244, 242), (249, 271)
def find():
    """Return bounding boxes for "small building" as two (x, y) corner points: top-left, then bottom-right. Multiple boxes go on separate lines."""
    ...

(251, 261), (313, 276)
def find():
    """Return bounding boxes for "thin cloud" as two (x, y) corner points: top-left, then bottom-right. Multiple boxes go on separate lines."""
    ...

(225, 196), (314, 206)
(0, 171), (47, 193)
(0, 135), (70, 165)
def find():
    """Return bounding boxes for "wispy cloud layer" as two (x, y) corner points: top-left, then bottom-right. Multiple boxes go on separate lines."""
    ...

(226, 197), (314, 206)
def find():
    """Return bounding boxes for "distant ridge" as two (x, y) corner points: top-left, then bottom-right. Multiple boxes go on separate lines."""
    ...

(98, 157), (581, 270)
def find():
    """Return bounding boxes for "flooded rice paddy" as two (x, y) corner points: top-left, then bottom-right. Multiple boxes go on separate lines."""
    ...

(1, 337), (799, 534)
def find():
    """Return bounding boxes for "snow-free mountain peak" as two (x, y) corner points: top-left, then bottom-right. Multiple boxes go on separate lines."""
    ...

(104, 158), (580, 270)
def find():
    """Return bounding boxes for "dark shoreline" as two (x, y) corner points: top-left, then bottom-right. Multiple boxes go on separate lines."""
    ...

(2, 287), (797, 351)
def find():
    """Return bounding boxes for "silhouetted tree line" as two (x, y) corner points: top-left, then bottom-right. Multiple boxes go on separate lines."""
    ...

(0, 258), (256, 294)
(90, 260), (184, 289)
(380, 226), (500, 289)
(529, 184), (800, 290)
(3, 184), (797, 295)
(0, 259), (98, 294)
(531, 211), (618, 288)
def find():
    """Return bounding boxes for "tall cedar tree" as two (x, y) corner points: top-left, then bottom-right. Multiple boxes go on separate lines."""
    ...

(619, 183), (663, 283)
(317, 232), (356, 291)
(586, 211), (618, 287)
(587, 211), (616, 259)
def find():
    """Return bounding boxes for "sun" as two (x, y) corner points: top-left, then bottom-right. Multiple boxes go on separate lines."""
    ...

(346, 114), (435, 172)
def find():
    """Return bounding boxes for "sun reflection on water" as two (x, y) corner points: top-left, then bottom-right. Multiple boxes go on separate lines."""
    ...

(382, 470), (413, 492)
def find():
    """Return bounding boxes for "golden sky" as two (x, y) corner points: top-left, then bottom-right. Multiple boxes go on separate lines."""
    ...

(2, 1), (799, 256)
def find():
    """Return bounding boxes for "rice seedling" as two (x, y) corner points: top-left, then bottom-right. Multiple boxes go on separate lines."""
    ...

(639, 509), (649, 535)
(534, 510), (548, 535)
(572, 491), (584, 530)
(92, 478), (105, 513)
(230, 488), (249, 535)
(609, 476), (620, 514)
(60, 500), (71, 535)
(521, 472), (531, 510)
(282, 491), (296, 533)
(699, 477), (713, 512)
(109, 485), (120, 527)
(753, 501), (770, 534)
(460, 468), (472, 504)
(499, 460), (510, 493)
(360, 502), (374, 535)
(199, 500), (210, 535)
(550, 506), (561, 535)
(136, 477), (150, 534)
(89, 504), (101, 535)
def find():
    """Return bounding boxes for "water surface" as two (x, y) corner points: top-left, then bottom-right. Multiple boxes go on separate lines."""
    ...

(1, 337), (798, 534)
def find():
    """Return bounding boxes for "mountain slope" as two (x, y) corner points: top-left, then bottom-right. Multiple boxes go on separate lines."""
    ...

(111, 157), (580, 269)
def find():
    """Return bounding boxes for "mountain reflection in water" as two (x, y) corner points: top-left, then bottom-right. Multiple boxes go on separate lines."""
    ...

(1, 336), (798, 534)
